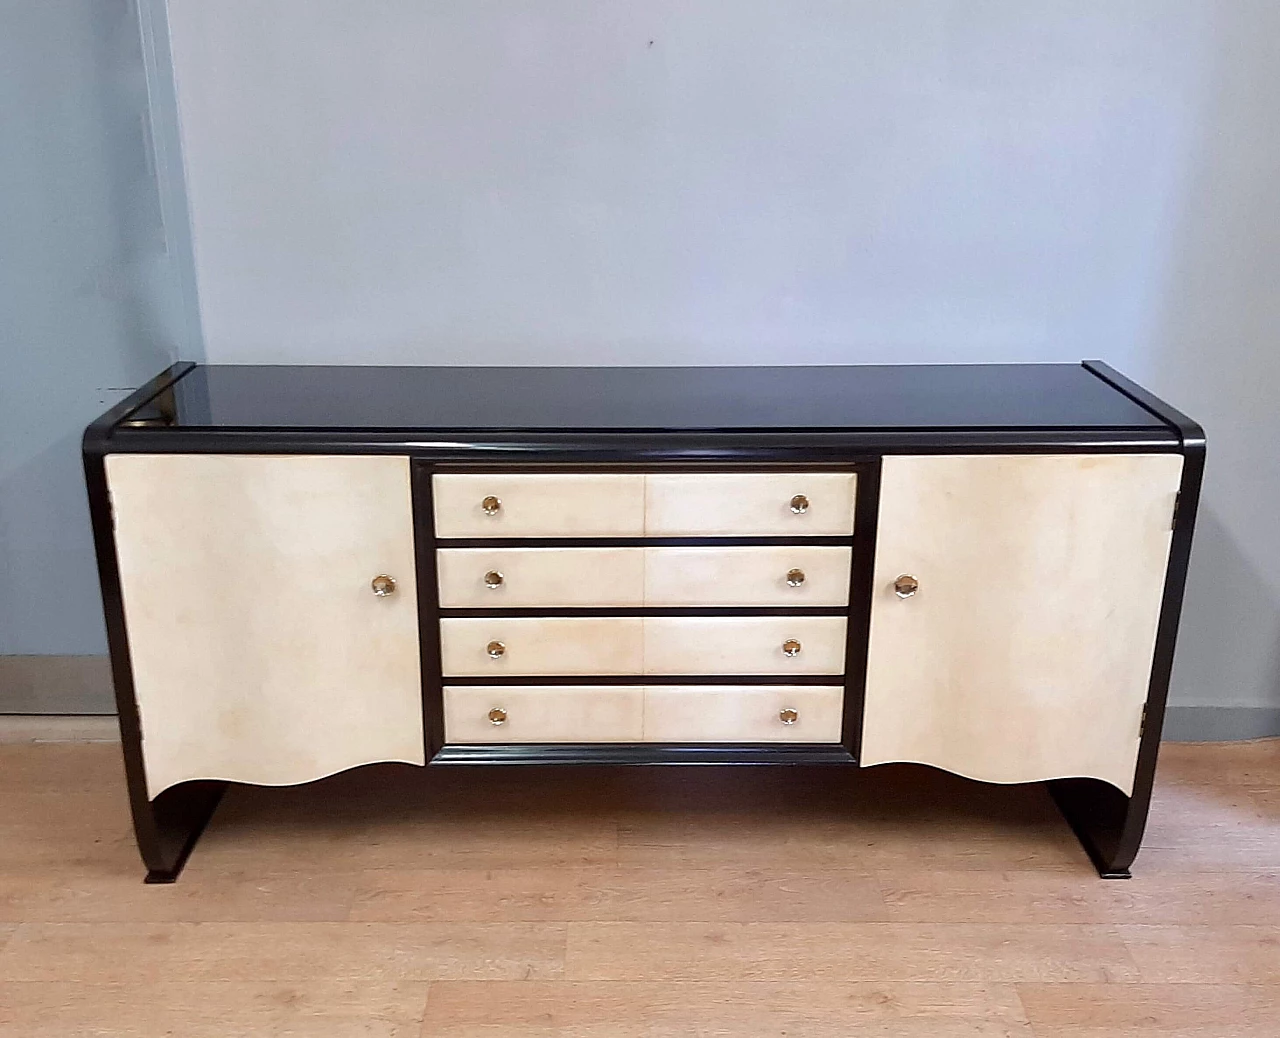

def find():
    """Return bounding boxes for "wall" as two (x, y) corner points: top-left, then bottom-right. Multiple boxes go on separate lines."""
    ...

(0, 0), (196, 710)
(170, 0), (1211, 367)
(8, 2), (1277, 729)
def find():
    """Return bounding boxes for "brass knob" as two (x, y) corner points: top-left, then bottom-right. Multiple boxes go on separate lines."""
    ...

(893, 574), (919, 599)
(782, 638), (802, 657)
(482, 495), (502, 516)
(786, 568), (806, 587)
(488, 707), (507, 726)
(486, 640), (506, 659)
(370, 574), (397, 597)
(789, 494), (809, 514)
(484, 570), (505, 589)
(779, 707), (799, 725)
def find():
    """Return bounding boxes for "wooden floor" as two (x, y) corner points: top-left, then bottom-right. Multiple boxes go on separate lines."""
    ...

(1, 739), (1278, 1036)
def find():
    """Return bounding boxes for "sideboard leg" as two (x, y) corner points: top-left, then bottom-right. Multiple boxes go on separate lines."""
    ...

(134, 781), (227, 883)
(1048, 777), (1144, 879)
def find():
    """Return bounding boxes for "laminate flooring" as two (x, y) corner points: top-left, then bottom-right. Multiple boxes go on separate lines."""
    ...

(1, 736), (1277, 1036)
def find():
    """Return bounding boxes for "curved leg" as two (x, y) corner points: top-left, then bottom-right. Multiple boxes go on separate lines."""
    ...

(1048, 777), (1139, 879)
(138, 781), (226, 883)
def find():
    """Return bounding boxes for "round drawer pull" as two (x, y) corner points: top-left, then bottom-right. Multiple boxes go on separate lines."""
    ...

(486, 640), (506, 659)
(779, 707), (799, 725)
(785, 568), (806, 587)
(370, 574), (397, 597)
(484, 570), (505, 589)
(481, 495), (502, 516)
(488, 707), (507, 726)
(789, 494), (810, 514)
(781, 638), (802, 657)
(893, 574), (920, 599)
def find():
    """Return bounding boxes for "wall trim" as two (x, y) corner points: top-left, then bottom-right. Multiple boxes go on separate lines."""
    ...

(136, 0), (205, 360)
(1162, 706), (1280, 742)
(0, 656), (115, 714)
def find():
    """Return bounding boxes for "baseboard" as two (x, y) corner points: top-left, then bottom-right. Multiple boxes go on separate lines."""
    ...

(1162, 706), (1280, 742)
(0, 655), (115, 714)
(0, 715), (120, 743)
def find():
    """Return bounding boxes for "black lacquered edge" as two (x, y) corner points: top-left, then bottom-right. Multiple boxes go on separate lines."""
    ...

(437, 535), (856, 548)
(411, 462), (447, 760)
(1053, 361), (1207, 876)
(430, 743), (856, 765)
(83, 361), (196, 451)
(1082, 361), (1204, 438)
(82, 361), (224, 883)
(841, 456), (882, 761)
(104, 426), (1178, 459)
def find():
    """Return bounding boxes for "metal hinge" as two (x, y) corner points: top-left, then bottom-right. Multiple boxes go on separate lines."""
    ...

(1171, 491), (1181, 531)
(1139, 704), (1148, 739)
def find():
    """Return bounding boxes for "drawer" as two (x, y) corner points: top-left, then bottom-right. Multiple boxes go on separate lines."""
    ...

(433, 473), (645, 538)
(437, 548), (645, 608)
(438, 545), (851, 608)
(643, 685), (845, 742)
(443, 685), (644, 743)
(645, 472), (856, 536)
(441, 616), (847, 676)
(433, 471), (856, 539)
(644, 616), (848, 675)
(440, 617), (644, 676)
(644, 546), (852, 606)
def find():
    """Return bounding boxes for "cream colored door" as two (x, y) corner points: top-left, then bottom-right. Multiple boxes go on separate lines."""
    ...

(862, 454), (1182, 795)
(107, 454), (424, 797)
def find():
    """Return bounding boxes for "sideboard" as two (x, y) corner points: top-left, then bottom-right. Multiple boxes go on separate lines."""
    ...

(83, 362), (1203, 881)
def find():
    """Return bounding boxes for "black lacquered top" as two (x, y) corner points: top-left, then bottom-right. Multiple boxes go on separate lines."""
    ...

(146, 363), (1165, 432)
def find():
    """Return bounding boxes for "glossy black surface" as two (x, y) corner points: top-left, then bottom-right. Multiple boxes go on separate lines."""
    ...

(148, 363), (1166, 432)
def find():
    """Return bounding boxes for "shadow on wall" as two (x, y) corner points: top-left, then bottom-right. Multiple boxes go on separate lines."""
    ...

(1149, 0), (1280, 722)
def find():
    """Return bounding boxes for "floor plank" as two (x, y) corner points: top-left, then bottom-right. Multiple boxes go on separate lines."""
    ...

(0, 868), (362, 924)
(0, 922), (566, 983)
(1016, 982), (1280, 1037)
(350, 866), (891, 923)
(1117, 924), (1280, 984)
(875, 869), (1280, 925)
(421, 980), (1033, 1037)
(563, 922), (1141, 983)
(0, 979), (428, 1038)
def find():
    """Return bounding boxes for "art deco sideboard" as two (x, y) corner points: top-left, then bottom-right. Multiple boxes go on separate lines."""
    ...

(83, 362), (1203, 881)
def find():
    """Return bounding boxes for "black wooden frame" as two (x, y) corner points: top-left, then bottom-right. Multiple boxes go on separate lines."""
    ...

(82, 360), (1200, 881)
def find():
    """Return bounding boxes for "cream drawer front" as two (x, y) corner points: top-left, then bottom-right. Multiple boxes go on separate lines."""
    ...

(644, 616), (847, 675)
(644, 546), (852, 606)
(438, 545), (851, 608)
(645, 472), (856, 536)
(433, 473), (645, 538)
(440, 617), (644, 676)
(437, 548), (645, 608)
(441, 616), (846, 676)
(444, 686), (644, 743)
(643, 685), (844, 742)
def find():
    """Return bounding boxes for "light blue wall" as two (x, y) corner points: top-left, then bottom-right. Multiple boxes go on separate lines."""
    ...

(0, 0), (195, 659)
(170, 0), (1212, 367)
(163, 0), (1279, 717)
